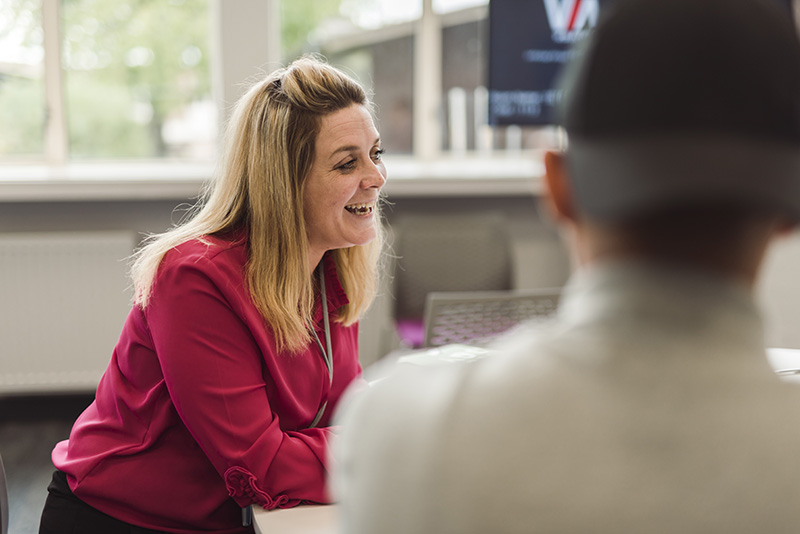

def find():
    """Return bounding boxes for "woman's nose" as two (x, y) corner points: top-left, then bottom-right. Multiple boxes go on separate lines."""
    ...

(362, 163), (387, 189)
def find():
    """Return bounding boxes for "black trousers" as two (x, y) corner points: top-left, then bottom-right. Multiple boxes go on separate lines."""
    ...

(39, 470), (169, 534)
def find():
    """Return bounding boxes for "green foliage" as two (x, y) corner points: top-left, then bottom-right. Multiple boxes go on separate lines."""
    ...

(0, 0), (364, 160)
(62, 0), (212, 158)
(0, 0), (41, 45)
(280, 0), (343, 60)
(65, 71), (152, 158)
(0, 0), (212, 160)
(0, 76), (44, 156)
(0, 0), (44, 157)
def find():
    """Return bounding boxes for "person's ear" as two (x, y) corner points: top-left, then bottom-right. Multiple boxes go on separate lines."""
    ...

(543, 150), (578, 224)
(775, 218), (798, 238)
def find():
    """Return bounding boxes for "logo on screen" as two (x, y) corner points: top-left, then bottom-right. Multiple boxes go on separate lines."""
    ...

(543, 0), (599, 43)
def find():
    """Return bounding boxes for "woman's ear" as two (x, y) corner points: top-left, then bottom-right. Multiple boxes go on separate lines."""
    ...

(543, 150), (578, 224)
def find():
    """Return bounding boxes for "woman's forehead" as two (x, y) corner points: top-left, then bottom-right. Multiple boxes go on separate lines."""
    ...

(316, 105), (379, 152)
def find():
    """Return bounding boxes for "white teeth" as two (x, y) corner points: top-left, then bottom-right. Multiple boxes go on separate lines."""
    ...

(345, 202), (375, 215)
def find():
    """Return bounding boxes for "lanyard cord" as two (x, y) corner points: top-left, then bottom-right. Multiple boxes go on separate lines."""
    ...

(242, 264), (333, 527)
(308, 262), (333, 428)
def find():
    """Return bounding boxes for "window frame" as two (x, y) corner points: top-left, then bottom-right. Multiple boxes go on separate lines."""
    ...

(42, 0), (66, 164)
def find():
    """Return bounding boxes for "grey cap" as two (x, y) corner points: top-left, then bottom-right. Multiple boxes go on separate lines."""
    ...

(559, 0), (800, 221)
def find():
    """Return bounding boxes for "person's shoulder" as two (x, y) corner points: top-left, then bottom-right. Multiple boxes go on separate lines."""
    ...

(338, 360), (470, 433)
(336, 321), (569, 439)
(340, 330), (558, 428)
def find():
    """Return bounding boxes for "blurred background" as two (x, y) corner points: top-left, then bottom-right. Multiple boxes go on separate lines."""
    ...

(2, 1), (800, 531)
(0, 0), (560, 162)
(1, 0), (800, 419)
(0, 0), (574, 387)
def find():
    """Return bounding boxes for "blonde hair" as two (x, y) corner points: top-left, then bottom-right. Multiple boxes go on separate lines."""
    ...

(130, 55), (384, 353)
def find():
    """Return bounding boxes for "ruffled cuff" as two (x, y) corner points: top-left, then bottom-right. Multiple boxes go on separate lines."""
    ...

(225, 466), (296, 510)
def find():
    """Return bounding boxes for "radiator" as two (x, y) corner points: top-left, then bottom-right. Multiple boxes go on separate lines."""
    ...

(0, 231), (136, 395)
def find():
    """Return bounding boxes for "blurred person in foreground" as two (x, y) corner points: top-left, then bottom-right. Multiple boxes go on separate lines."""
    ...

(331, 0), (800, 532)
(39, 55), (386, 534)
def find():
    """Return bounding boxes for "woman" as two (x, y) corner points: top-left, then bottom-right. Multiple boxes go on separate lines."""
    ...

(39, 55), (386, 534)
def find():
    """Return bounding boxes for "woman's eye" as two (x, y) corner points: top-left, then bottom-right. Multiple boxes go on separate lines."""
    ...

(372, 149), (385, 161)
(337, 159), (357, 171)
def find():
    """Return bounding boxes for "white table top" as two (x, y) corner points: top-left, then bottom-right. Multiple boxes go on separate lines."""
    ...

(252, 504), (338, 534)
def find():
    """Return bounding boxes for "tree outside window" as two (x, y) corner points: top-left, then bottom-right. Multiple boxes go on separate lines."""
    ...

(0, 0), (215, 162)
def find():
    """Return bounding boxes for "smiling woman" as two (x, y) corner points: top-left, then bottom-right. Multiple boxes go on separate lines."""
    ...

(37, 56), (386, 534)
(303, 104), (387, 271)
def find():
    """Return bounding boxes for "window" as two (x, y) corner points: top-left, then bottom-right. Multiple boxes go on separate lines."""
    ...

(284, 0), (557, 158)
(63, 0), (215, 160)
(280, 0), (420, 155)
(1, 0), (552, 173)
(434, 0), (487, 14)
(0, 0), (45, 159)
(0, 0), (215, 164)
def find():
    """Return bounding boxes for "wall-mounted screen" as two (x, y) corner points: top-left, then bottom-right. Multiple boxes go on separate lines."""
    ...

(488, 0), (794, 126)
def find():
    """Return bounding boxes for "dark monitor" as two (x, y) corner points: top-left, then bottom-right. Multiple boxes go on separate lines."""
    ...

(488, 0), (794, 126)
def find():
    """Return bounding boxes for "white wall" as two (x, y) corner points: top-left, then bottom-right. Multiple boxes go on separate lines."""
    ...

(2, 195), (800, 390)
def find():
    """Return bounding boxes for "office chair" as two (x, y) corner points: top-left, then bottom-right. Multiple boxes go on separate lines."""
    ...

(0, 452), (8, 534)
(391, 212), (513, 348)
(423, 288), (561, 347)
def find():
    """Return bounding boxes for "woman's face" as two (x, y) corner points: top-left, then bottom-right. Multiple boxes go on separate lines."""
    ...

(303, 103), (386, 267)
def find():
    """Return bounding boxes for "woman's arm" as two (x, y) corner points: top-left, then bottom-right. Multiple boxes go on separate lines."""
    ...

(145, 249), (336, 509)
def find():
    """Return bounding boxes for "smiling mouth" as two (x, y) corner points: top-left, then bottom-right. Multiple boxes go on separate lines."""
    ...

(345, 201), (375, 215)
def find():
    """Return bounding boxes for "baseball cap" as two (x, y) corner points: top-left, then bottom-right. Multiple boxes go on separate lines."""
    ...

(558, 0), (800, 221)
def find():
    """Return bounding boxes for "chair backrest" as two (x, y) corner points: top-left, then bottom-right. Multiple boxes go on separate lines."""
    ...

(423, 288), (561, 347)
(0, 452), (8, 534)
(392, 213), (513, 321)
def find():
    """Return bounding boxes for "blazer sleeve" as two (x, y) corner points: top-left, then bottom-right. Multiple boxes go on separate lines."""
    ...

(145, 252), (334, 510)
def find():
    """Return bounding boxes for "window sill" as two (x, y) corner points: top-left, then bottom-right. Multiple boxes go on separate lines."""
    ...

(0, 154), (544, 203)
(0, 161), (213, 202)
(385, 154), (544, 197)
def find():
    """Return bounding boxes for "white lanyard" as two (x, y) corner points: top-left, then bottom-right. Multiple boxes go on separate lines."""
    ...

(308, 262), (333, 428)
(242, 264), (333, 527)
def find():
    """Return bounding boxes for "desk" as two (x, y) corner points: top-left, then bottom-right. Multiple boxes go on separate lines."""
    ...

(252, 504), (338, 534)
